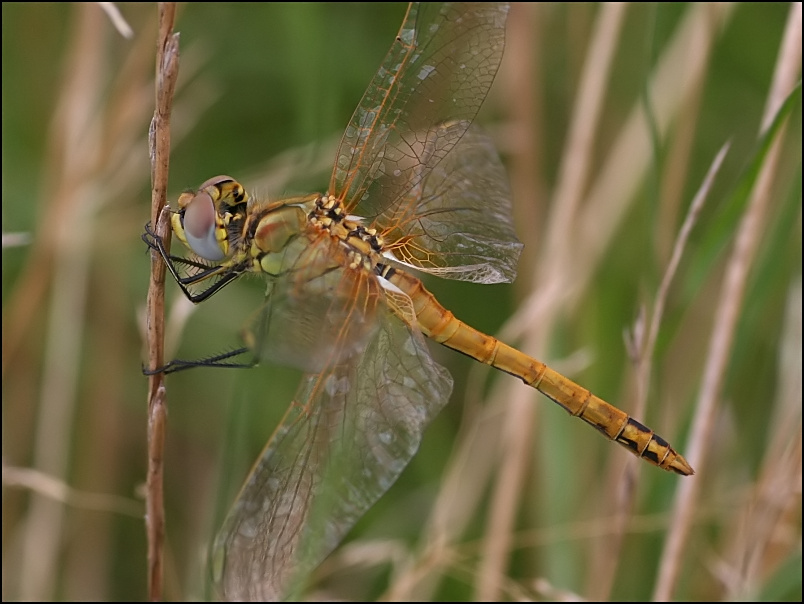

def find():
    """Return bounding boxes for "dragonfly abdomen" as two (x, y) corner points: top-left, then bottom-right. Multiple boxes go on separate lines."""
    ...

(384, 267), (693, 476)
(534, 365), (693, 475)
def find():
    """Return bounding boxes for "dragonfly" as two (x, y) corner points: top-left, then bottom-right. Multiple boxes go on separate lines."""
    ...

(144, 2), (693, 600)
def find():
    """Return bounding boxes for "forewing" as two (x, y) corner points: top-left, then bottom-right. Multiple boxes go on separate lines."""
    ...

(244, 233), (379, 373)
(212, 308), (453, 600)
(330, 2), (509, 221)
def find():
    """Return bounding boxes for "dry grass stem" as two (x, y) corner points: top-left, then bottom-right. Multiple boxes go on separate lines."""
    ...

(476, 4), (733, 601)
(475, 6), (628, 600)
(575, 3), (733, 292)
(145, 3), (179, 600)
(594, 142), (728, 599)
(16, 6), (106, 600)
(541, 2), (626, 287)
(3, 465), (143, 518)
(98, 2), (134, 39)
(725, 280), (801, 598)
(637, 142), (730, 409)
(653, 3), (802, 599)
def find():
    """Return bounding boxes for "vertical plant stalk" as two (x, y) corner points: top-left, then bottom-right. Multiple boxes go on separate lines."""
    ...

(476, 5), (626, 600)
(146, 3), (179, 601)
(476, 3), (733, 600)
(16, 4), (107, 599)
(593, 142), (727, 599)
(653, 3), (802, 600)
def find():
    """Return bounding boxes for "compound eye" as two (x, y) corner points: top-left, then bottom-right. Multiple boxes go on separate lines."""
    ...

(181, 190), (225, 261)
(197, 174), (236, 191)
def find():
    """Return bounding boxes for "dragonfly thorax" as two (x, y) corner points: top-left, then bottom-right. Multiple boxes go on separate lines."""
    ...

(244, 193), (385, 277)
(252, 204), (309, 254)
(307, 194), (386, 269)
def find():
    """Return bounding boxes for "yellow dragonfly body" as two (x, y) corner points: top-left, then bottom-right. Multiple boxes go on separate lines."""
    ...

(146, 2), (692, 599)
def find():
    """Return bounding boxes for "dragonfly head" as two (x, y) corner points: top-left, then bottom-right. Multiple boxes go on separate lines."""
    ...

(172, 175), (249, 262)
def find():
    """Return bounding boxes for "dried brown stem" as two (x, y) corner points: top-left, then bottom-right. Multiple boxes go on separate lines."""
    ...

(478, 5), (625, 600)
(145, 3), (179, 601)
(653, 3), (802, 599)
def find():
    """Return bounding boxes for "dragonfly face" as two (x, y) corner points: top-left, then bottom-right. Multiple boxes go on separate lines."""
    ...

(145, 2), (691, 600)
(172, 175), (248, 262)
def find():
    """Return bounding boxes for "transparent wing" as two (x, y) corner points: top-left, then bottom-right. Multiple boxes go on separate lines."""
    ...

(378, 123), (523, 283)
(212, 306), (453, 601)
(244, 233), (381, 373)
(331, 2), (509, 222)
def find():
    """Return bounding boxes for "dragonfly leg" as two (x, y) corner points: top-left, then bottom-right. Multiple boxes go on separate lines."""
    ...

(143, 347), (255, 375)
(143, 222), (243, 303)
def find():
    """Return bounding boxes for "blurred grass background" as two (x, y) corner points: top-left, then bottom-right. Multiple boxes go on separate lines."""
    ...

(2, 2), (801, 601)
